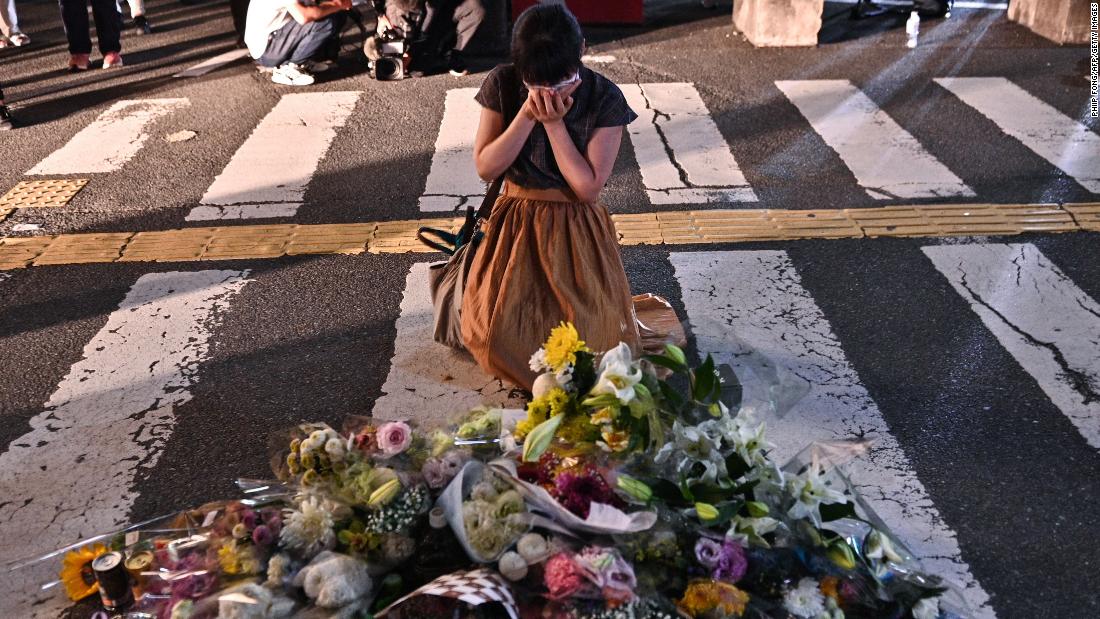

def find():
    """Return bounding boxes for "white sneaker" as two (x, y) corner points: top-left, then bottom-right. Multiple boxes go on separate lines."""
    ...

(271, 62), (315, 86)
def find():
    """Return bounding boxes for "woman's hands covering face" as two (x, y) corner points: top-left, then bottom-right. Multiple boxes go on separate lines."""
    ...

(523, 80), (581, 125)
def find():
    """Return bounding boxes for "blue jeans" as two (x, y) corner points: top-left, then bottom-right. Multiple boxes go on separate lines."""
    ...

(258, 11), (346, 68)
(59, 0), (122, 55)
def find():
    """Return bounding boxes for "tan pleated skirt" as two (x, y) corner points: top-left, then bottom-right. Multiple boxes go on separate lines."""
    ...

(461, 183), (684, 390)
(457, 181), (686, 389)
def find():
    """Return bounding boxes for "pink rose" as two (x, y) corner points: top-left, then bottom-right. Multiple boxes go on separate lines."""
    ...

(377, 421), (412, 457)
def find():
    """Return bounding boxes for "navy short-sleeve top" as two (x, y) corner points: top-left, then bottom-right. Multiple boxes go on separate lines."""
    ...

(475, 64), (638, 190)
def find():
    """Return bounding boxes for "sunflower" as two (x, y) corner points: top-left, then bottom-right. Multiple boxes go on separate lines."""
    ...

(543, 322), (589, 372)
(60, 543), (108, 601)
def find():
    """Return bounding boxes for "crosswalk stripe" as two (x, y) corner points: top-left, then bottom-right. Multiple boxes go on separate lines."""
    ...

(670, 249), (995, 618)
(935, 77), (1100, 194)
(173, 48), (251, 78)
(0, 269), (251, 616)
(923, 242), (1100, 450)
(621, 83), (757, 204)
(371, 263), (524, 427)
(186, 92), (360, 221)
(420, 88), (487, 212)
(775, 80), (974, 200)
(27, 99), (190, 175)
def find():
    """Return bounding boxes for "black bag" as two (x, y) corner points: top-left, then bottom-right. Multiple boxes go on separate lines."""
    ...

(913, 0), (951, 17)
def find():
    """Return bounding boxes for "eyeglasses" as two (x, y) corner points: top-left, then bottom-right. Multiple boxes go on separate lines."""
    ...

(523, 72), (580, 94)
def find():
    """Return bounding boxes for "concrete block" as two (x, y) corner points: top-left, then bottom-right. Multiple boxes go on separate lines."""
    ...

(733, 0), (824, 47)
(1008, 0), (1091, 44)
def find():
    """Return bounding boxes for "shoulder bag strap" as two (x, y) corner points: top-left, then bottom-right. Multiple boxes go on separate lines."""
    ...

(475, 66), (523, 222)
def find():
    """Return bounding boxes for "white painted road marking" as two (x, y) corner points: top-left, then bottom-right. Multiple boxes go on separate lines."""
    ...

(621, 83), (757, 204)
(174, 48), (250, 78)
(186, 92), (360, 221)
(671, 250), (995, 618)
(0, 270), (251, 617)
(27, 99), (190, 175)
(371, 263), (524, 427)
(420, 88), (487, 212)
(935, 77), (1100, 193)
(924, 243), (1100, 450)
(776, 80), (974, 200)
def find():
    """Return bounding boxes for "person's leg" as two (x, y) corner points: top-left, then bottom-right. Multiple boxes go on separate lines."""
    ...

(450, 0), (482, 53)
(270, 12), (343, 65)
(60, 0), (93, 55)
(0, 0), (15, 37)
(230, 0), (250, 44)
(90, 0), (123, 55)
(0, 84), (12, 130)
(127, 0), (153, 34)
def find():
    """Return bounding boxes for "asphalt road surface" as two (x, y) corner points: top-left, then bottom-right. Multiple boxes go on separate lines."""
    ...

(0, 0), (1098, 617)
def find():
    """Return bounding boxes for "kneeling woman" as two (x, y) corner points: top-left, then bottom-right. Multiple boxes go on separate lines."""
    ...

(462, 4), (674, 390)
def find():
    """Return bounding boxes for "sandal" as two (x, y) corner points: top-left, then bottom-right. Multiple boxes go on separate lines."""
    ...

(10, 33), (29, 46)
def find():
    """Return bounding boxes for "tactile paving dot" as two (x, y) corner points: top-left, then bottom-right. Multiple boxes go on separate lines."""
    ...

(0, 179), (90, 209)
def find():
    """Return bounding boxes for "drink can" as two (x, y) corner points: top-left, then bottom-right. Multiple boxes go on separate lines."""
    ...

(92, 552), (134, 612)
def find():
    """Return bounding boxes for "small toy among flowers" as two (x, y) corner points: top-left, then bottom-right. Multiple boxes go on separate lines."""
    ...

(17, 323), (971, 619)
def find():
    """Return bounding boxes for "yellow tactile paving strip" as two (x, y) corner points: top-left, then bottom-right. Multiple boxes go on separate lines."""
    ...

(0, 179), (89, 210)
(0, 203), (1095, 271)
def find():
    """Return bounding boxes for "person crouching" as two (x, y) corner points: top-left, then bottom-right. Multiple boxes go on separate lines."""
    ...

(245, 0), (350, 86)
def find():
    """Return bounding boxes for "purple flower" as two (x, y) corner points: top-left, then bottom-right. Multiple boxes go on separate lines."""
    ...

(441, 450), (467, 476)
(169, 554), (219, 601)
(241, 509), (258, 530)
(252, 524), (274, 547)
(552, 468), (617, 519)
(695, 537), (723, 569)
(421, 458), (448, 489)
(713, 540), (747, 583)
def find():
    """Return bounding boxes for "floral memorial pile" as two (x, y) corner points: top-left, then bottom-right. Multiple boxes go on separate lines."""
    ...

(14, 324), (970, 618)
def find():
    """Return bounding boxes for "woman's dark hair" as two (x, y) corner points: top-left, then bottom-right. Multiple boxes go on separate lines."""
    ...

(511, 4), (584, 86)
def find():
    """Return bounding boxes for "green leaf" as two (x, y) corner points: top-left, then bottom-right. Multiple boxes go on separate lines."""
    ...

(819, 501), (858, 523)
(658, 381), (685, 411)
(692, 356), (716, 402)
(646, 478), (689, 507)
(725, 453), (751, 480)
(690, 483), (733, 504)
(582, 393), (621, 409)
(522, 414), (564, 462)
(645, 354), (685, 373)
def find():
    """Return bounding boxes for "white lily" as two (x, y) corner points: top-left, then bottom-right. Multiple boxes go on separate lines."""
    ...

(591, 342), (643, 405)
(655, 420), (726, 484)
(726, 513), (780, 547)
(786, 461), (847, 526)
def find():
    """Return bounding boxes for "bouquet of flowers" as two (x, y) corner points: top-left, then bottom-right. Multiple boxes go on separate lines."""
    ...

(15, 323), (970, 619)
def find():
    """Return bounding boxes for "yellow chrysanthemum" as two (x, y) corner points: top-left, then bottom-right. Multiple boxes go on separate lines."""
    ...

(60, 543), (108, 601)
(516, 397), (551, 439)
(557, 412), (601, 444)
(545, 388), (571, 416)
(543, 322), (589, 372)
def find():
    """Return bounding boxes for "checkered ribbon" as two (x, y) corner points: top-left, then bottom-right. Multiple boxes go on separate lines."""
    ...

(376, 568), (519, 619)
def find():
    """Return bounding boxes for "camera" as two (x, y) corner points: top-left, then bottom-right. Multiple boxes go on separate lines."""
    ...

(366, 27), (410, 80)
(365, 5), (424, 81)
